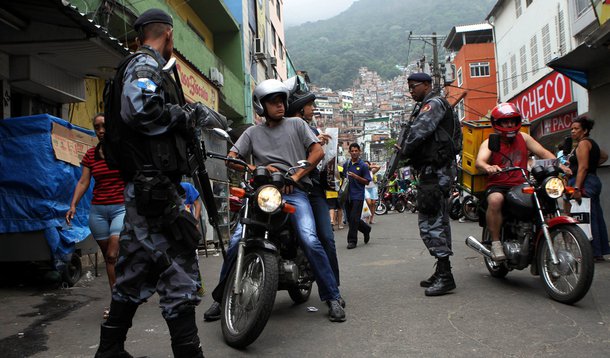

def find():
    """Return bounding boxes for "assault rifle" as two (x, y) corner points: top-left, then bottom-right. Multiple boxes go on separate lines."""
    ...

(166, 58), (227, 258)
(377, 102), (420, 200)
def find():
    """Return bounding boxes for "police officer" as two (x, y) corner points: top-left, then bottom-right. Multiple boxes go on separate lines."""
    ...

(96, 8), (208, 358)
(399, 72), (461, 296)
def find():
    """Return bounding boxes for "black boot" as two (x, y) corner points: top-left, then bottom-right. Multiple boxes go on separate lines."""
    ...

(419, 262), (439, 288)
(167, 306), (204, 358)
(424, 257), (456, 296)
(95, 300), (138, 358)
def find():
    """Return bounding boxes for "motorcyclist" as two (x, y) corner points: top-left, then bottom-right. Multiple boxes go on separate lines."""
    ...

(204, 79), (346, 323)
(283, 76), (341, 288)
(475, 103), (559, 261)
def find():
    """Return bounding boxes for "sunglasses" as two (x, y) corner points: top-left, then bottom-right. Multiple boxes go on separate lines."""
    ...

(408, 82), (424, 91)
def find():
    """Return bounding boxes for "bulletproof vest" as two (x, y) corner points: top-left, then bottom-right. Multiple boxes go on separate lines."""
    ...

(410, 96), (461, 169)
(106, 47), (189, 182)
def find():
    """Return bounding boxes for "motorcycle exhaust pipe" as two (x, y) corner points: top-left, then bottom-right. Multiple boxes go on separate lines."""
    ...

(465, 236), (493, 259)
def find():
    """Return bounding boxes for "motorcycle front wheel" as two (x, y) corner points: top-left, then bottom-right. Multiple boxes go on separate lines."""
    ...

(221, 248), (279, 348)
(537, 224), (594, 305)
(481, 227), (509, 278)
(375, 201), (387, 215)
(462, 195), (479, 222)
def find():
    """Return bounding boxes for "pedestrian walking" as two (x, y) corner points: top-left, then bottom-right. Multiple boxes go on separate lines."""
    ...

(364, 161), (380, 224)
(342, 143), (372, 249)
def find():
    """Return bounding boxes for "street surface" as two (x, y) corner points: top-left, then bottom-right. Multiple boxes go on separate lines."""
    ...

(1, 211), (609, 357)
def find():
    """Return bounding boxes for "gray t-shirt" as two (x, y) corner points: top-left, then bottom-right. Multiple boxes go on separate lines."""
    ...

(230, 117), (319, 185)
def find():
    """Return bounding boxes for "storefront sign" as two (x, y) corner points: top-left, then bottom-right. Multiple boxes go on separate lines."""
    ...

(510, 72), (572, 122)
(536, 110), (577, 137)
(175, 56), (218, 111)
(51, 122), (98, 166)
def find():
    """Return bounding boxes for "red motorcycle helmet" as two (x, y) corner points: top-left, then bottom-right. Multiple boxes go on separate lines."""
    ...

(490, 102), (522, 138)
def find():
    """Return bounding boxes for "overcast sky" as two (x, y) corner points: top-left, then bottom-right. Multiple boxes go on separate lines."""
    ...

(283, 0), (359, 27)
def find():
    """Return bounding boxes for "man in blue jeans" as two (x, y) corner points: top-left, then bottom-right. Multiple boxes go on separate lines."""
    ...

(343, 143), (372, 249)
(203, 79), (345, 322)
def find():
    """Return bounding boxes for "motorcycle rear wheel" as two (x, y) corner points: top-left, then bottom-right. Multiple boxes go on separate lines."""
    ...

(221, 248), (279, 348)
(375, 201), (387, 215)
(538, 224), (594, 305)
(481, 228), (509, 278)
(287, 248), (313, 304)
(395, 199), (406, 213)
(462, 195), (479, 222)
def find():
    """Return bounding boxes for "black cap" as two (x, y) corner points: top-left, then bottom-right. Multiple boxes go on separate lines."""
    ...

(134, 9), (173, 32)
(407, 72), (432, 82)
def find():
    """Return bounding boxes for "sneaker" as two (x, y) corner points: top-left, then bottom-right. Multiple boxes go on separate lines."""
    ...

(338, 296), (346, 308)
(347, 242), (357, 249)
(364, 230), (371, 244)
(327, 300), (346, 322)
(458, 217), (466, 223)
(491, 241), (506, 261)
(203, 301), (221, 321)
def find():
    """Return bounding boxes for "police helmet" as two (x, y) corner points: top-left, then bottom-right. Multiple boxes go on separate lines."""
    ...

(490, 102), (522, 138)
(252, 79), (289, 116)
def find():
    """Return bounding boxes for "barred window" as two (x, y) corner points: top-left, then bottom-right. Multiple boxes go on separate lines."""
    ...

(469, 62), (490, 77)
(457, 67), (463, 87)
(457, 99), (465, 120)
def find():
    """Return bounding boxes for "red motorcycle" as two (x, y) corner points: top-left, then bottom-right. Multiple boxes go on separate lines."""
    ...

(465, 134), (593, 304)
(374, 191), (407, 215)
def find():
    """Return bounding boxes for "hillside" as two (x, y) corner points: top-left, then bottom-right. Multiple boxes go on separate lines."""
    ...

(286, 0), (496, 90)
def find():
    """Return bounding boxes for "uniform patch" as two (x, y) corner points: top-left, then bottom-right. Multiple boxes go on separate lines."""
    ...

(136, 78), (158, 92)
(422, 104), (432, 112)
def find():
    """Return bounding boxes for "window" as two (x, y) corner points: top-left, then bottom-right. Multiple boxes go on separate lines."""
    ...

(271, 25), (277, 49)
(457, 67), (463, 87)
(575, 0), (590, 17)
(515, 0), (522, 18)
(279, 40), (284, 59)
(510, 54), (517, 90)
(469, 62), (490, 77)
(276, 0), (281, 19)
(457, 99), (465, 120)
(526, 0), (533, 6)
(530, 35), (539, 74)
(542, 24), (552, 63)
(557, 9), (566, 55)
(502, 63), (508, 96)
(520, 46), (528, 82)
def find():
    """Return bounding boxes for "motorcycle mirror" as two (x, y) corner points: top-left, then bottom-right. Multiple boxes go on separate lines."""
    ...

(563, 135), (572, 153)
(488, 134), (501, 153)
(212, 128), (234, 146)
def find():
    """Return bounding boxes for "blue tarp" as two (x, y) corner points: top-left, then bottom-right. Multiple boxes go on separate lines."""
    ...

(0, 114), (94, 266)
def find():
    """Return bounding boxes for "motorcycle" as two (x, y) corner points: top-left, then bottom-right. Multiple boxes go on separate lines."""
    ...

(206, 130), (315, 348)
(461, 193), (480, 222)
(449, 183), (462, 220)
(375, 190), (407, 215)
(465, 134), (594, 304)
(228, 194), (243, 232)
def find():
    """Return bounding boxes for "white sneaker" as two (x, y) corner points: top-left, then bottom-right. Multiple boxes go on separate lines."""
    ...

(491, 241), (506, 261)
(458, 217), (466, 223)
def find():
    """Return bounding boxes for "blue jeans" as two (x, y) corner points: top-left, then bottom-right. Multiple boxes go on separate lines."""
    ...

(569, 174), (610, 257)
(309, 184), (340, 285)
(217, 189), (340, 302)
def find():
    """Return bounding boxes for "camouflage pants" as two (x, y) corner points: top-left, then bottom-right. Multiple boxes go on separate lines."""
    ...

(416, 163), (456, 258)
(112, 183), (201, 320)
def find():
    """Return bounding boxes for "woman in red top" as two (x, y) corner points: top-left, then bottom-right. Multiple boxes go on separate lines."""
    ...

(66, 114), (125, 306)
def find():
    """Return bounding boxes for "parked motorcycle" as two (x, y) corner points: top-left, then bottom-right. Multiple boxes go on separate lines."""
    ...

(449, 183), (462, 220)
(461, 193), (480, 222)
(375, 190), (407, 215)
(465, 134), (593, 304)
(206, 130), (315, 348)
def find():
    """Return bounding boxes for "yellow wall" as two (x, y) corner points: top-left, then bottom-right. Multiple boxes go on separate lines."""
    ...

(167, 0), (215, 50)
(69, 78), (105, 129)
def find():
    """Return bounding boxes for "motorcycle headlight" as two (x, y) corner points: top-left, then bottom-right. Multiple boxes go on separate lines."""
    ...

(544, 177), (564, 199)
(256, 185), (282, 213)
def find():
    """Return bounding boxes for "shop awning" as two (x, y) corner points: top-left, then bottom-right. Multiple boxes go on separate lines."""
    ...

(547, 44), (610, 89)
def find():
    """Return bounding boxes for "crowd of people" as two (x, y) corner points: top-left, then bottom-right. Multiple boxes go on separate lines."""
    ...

(63, 8), (608, 357)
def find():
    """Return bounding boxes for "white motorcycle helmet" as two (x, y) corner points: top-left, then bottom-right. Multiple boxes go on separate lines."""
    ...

(252, 79), (290, 116)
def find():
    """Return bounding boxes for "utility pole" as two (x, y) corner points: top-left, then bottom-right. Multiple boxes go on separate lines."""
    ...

(408, 32), (446, 94)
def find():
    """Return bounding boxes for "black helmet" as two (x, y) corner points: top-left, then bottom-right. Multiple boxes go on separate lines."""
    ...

(284, 76), (316, 116)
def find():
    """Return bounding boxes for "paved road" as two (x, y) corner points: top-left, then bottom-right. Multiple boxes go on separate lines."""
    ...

(1, 211), (609, 357)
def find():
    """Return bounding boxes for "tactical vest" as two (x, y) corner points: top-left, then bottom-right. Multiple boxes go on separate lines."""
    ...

(409, 96), (461, 169)
(104, 47), (189, 183)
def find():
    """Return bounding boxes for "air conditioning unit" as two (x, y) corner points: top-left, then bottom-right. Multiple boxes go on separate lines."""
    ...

(209, 67), (224, 87)
(253, 38), (265, 60)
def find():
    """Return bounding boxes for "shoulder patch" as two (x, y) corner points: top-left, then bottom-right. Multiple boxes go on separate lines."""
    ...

(136, 78), (158, 92)
(421, 103), (432, 112)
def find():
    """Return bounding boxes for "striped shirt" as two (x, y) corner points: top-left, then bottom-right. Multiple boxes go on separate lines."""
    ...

(81, 146), (125, 205)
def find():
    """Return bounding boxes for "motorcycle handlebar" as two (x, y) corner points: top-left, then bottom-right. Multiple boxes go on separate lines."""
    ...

(207, 151), (250, 171)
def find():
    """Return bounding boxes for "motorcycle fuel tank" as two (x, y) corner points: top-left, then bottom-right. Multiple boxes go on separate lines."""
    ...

(505, 184), (535, 219)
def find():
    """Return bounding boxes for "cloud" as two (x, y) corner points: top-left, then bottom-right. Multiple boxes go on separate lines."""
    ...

(283, 0), (358, 27)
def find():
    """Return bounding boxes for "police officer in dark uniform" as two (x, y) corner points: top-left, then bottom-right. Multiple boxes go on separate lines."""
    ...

(96, 8), (208, 358)
(400, 73), (461, 296)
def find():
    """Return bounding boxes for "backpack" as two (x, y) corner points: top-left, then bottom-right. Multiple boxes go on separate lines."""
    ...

(102, 52), (140, 170)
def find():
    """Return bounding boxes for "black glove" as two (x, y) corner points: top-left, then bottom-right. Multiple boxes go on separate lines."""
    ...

(187, 103), (228, 130)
